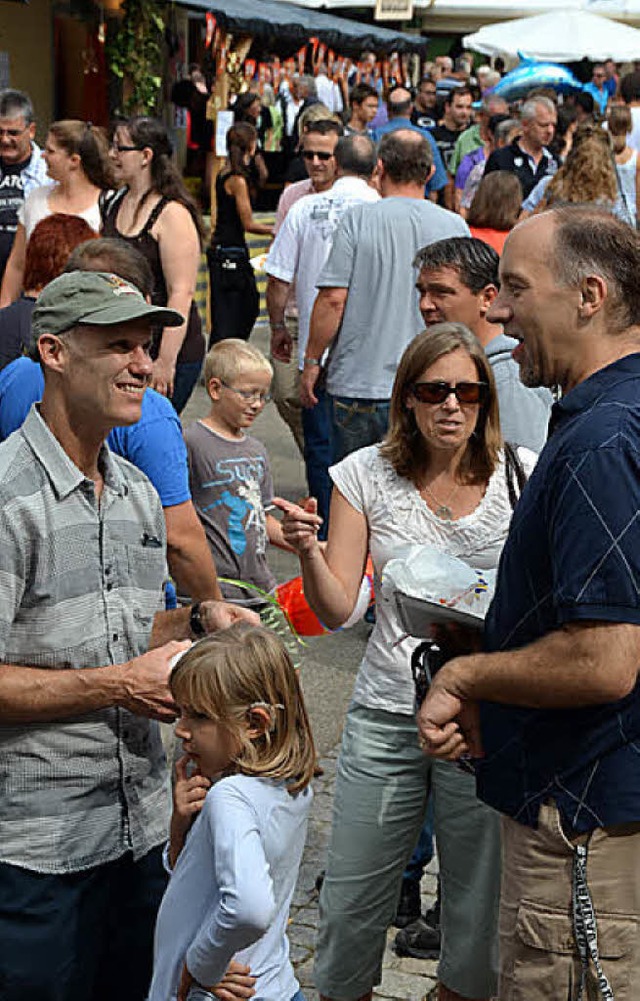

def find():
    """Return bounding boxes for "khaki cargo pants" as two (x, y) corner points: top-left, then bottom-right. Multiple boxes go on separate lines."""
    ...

(499, 800), (640, 1000)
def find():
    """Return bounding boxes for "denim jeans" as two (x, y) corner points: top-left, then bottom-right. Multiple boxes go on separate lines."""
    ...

(302, 387), (333, 540)
(330, 395), (391, 463)
(171, 360), (203, 415)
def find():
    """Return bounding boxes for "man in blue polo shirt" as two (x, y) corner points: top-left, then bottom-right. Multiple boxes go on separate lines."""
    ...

(418, 205), (640, 997)
(372, 86), (448, 202)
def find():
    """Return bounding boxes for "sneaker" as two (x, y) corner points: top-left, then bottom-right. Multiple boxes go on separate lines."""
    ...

(393, 878), (421, 928)
(424, 895), (441, 931)
(394, 918), (441, 960)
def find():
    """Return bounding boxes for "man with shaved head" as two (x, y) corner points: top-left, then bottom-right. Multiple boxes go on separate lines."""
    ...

(373, 86), (448, 202)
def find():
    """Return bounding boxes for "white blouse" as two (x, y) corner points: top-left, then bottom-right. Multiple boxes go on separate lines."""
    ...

(18, 183), (102, 240)
(329, 443), (537, 715)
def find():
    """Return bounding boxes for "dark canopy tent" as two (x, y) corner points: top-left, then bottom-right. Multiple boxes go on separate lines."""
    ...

(177, 0), (427, 56)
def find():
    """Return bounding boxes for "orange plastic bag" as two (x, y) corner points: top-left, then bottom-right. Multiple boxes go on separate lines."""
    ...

(276, 558), (374, 636)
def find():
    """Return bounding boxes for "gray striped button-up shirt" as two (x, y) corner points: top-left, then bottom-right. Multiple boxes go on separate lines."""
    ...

(0, 406), (170, 873)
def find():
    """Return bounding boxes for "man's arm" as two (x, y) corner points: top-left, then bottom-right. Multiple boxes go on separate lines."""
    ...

(0, 641), (189, 725)
(0, 602), (259, 726)
(165, 500), (223, 602)
(417, 621), (640, 758)
(266, 275), (293, 362)
(300, 287), (348, 407)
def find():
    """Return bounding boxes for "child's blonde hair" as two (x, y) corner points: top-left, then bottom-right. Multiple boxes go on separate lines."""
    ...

(204, 338), (273, 387)
(170, 623), (316, 794)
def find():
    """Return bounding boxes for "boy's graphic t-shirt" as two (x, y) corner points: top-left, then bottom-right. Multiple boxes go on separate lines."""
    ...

(185, 421), (276, 605)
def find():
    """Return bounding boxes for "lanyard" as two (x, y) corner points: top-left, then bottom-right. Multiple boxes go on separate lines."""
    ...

(572, 842), (615, 1000)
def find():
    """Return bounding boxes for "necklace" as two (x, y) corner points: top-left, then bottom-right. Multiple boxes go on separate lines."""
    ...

(421, 480), (460, 521)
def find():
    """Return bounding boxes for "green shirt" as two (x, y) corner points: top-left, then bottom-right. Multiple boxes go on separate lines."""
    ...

(449, 124), (482, 177)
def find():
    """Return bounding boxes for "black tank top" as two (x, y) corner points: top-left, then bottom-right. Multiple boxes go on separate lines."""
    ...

(102, 189), (204, 364)
(212, 171), (247, 249)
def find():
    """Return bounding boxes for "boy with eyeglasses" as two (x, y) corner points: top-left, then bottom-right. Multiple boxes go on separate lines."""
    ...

(184, 339), (293, 611)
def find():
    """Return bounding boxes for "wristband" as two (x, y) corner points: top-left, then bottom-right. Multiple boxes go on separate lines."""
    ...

(189, 602), (206, 637)
(271, 322), (287, 330)
(304, 357), (321, 367)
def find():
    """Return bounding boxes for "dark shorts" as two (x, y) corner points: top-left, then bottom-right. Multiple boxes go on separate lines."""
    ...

(0, 846), (167, 1001)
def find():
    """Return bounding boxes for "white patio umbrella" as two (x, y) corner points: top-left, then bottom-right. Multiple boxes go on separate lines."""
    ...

(463, 10), (640, 62)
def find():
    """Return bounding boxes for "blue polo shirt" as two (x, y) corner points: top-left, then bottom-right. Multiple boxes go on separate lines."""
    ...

(372, 117), (448, 195)
(479, 354), (640, 833)
(0, 357), (190, 508)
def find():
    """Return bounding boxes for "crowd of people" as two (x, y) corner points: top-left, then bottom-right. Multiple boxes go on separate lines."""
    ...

(1, 44), (640, 1001)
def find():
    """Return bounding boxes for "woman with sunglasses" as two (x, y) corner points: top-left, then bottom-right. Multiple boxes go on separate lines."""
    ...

(278, 323), (536, 1001)
(0, 120), (112, 307)
(103, 116), (204, 413)
(208, 122), (274, 347)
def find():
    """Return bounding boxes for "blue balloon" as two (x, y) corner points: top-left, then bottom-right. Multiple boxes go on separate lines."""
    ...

(488, 54), (583, 102)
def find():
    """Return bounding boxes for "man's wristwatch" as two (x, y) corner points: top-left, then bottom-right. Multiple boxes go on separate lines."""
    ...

(189, 602), (206, 637)
(304, 357), (321, 367)
(271, 321), (287, 330)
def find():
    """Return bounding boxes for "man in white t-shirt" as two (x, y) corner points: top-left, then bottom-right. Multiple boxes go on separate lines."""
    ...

(268, 119), (342, 457)
(266, 134), (379, 532)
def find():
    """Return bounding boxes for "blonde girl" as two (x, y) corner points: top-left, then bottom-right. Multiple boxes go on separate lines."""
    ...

(148, 624), (315, 1001)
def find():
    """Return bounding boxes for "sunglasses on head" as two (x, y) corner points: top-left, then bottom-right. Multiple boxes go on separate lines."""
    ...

(409, 381), (489, 405)
(302, 149), (333, 161)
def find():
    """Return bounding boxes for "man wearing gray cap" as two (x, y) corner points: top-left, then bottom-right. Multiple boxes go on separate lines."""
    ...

(0, 271), (253, 1001)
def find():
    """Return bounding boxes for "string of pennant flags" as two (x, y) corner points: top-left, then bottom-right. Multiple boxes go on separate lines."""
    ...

(204, 12), (406, 89)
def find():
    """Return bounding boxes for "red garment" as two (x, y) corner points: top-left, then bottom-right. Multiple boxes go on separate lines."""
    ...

(469, 226), (509, 255)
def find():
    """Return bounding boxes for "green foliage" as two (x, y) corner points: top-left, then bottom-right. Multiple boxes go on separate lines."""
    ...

(107, 0), (165, 116)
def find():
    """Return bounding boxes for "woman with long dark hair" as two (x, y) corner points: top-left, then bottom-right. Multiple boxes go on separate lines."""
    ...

(0, 120), (111, 306)
(208, 122), (273, 346)
(104, 116), (205, 413)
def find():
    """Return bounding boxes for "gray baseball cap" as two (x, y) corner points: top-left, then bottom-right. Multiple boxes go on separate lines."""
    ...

(31, 270), (184, 343)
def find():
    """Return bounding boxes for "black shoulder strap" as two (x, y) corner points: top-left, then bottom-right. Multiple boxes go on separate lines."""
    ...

(99, 186), (124, 226)
(504, 442), (528, 511)
(141, 196), (169, 234)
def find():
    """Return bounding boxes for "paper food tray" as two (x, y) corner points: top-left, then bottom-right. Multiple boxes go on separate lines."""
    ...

(395, 590), (484, 637)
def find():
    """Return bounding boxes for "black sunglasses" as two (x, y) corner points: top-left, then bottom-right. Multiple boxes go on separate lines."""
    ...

(302, 149), (334, 162)
(410, 381), (489, 405)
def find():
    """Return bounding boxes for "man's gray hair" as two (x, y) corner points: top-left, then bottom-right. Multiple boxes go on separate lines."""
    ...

(550, 205), (640, 330)
(0, 89), (34, 124)
(494, 117), (519, 145)
(521, 96), (556, 121)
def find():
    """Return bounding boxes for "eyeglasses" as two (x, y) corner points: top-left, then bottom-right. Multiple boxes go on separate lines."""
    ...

(220, 380), (271, 404)
(110, 142), (144, 153)
(302, 149), (334, 162)
(409, 381), (489, 405)
(0, 125), (28, 138)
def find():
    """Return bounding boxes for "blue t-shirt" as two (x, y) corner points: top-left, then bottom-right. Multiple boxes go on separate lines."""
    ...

(372, 117), (448, 195)
(0, 357), (190, 507)
(480, 354), (640, 833)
